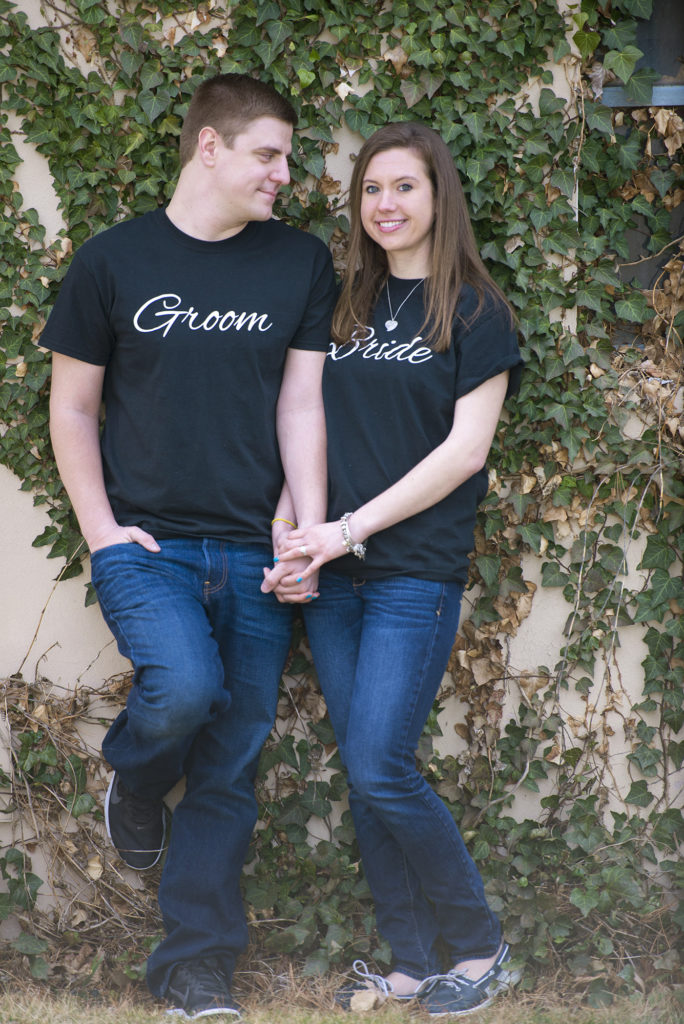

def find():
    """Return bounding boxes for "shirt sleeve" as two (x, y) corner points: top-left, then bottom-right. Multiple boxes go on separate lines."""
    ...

(288, 242), (337, 352)
(39, 249), (115, 366)
(454, 291), (523, 401)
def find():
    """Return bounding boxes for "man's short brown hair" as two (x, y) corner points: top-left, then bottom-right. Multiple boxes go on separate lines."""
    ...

(179, 73), (297, 167)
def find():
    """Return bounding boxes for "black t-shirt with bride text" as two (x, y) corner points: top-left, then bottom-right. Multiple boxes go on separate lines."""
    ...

(323, 278), (523, 583)
(40, 208), (336, 544)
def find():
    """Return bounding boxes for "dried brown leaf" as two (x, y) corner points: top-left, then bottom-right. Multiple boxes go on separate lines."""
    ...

(383, 44), (408, 74)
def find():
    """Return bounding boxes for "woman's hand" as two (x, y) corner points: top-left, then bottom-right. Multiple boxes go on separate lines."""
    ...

(273, 521), (349, 581)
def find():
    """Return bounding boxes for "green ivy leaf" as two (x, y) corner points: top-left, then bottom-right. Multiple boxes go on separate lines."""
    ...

(463, 110), (488, 143)
(30, 956), (50, 981)
(624, 66), (659, 105)
(139, 62), (164, 92)
(603, 45), (644, 84)
(584, 102), (613, 136)
(400, 78), (426, 109)
(624, 780), (654, 807)
(650, 169), (675, 198)
(602, 21), (637, 51)
(553, 38), (571, 62)
(569, 886), (600, 916)
(120, 50), (143, 78)
(618, 0), (653, 17)
(69, 793), (96, 818)
(139, 88), (172, 123)
(541, 561), (568, 587)
(465, 153), (496, 186)
(546, 401), (572, 430)
(538, 88), (566, 116)
(296, 68), (316, 89)
(639, 535), (676, 571)
(615, 291), (650, 322)
(344, 107), (371, 137)
(118, 19), (144, 50)
(572, 29), (600, 59)
(11, 932), (49, 955)
(550, 167), (575, 198)
(663, 704), (684, 735)
(475, 553), (501, 587)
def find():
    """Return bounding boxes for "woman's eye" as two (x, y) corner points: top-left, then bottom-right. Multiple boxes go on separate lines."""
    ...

(365, 184), (379, 193)
(398, 183), (413, 191)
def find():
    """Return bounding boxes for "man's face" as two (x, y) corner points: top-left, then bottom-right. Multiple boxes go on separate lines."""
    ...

(213, 116), (293, 228)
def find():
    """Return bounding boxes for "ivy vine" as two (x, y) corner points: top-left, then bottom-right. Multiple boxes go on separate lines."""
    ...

(0, 0), (682, 1006)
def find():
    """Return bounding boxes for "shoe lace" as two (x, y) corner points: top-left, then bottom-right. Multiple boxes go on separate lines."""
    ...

(351, 960), (394, 997)
(415, 969), (471, 996)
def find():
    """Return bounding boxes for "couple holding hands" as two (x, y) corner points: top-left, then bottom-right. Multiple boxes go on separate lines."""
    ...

(43, 71), (522, 1019)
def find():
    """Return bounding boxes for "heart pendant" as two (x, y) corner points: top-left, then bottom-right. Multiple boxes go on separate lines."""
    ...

(385, 319), (398, 331)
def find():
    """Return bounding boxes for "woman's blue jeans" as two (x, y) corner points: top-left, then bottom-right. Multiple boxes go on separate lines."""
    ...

(304, 571), (501, 978)
(90, 538), (295, 996)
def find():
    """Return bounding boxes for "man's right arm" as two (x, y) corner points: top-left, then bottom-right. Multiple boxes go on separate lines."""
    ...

(49, 352), (159, 554)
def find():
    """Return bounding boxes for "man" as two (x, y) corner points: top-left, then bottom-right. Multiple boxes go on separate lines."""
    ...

(42, 73), (335, 1019)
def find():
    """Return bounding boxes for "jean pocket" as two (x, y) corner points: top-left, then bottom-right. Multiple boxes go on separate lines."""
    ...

(89, 541), (135, 568)
(90, 542), (155, 587)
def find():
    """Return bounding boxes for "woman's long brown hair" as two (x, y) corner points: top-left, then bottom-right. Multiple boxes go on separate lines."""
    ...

(332, 122), (514, 351)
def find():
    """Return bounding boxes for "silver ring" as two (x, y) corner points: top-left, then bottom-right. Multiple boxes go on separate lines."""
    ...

(299, 545), (308, 555)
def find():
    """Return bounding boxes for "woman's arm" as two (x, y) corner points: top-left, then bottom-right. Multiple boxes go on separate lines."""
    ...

(270, 370), (509, 581)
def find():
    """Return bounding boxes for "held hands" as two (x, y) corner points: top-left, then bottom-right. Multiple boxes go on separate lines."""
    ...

(261, 556), (319, 603)
(261, 518), (321, 603)
(271, 521), (349, 581)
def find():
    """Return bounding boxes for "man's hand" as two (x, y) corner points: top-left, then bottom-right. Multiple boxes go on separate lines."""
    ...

(88, 524), (160, 554)
(261, 556), (319, 603)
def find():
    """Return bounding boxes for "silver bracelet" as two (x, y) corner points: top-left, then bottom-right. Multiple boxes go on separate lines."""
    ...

(340, 512), (366, 560)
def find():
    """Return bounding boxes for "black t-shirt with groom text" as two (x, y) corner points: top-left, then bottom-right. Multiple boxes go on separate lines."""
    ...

(41, 208), (336, 544)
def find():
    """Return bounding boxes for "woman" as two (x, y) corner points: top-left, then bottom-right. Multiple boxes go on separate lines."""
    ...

(269, 122), (523, 1016)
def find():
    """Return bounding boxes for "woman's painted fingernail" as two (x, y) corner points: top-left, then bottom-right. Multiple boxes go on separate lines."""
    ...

(296, 576), (303, 583)
(273, 556), (279, 563)
(306, 594), (312, 600)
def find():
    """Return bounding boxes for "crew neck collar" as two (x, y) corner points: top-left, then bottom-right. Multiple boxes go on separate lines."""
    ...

(158, 207), (260, 250)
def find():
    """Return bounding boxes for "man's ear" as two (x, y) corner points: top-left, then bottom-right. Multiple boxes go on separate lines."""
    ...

(197, 126), (220, 166)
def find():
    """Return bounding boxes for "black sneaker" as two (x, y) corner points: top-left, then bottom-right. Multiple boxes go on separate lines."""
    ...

(104, 772), (166, 870)
(165, 958), (241, 1019)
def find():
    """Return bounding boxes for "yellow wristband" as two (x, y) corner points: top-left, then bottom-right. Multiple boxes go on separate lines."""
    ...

(271, 517), (297, 529)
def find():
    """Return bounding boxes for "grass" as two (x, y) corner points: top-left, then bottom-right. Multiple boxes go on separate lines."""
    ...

(0, 986), (681, 1024)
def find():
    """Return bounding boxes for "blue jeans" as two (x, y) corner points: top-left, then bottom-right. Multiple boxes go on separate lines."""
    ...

(304, 571), (501, 978)
(90, 538), (294, 996)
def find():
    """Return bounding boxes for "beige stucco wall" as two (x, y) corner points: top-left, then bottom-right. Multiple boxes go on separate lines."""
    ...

(0, 464), (127, 687)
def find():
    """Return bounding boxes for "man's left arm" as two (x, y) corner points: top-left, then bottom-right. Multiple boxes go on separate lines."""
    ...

(264, 348), (327, 600)
(276, 347), (327, 530)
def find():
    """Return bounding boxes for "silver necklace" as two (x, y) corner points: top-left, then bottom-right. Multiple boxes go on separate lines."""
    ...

(385, 278), (425, 332)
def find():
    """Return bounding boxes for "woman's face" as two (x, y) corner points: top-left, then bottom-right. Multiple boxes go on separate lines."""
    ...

(360, 146), (435, 276)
